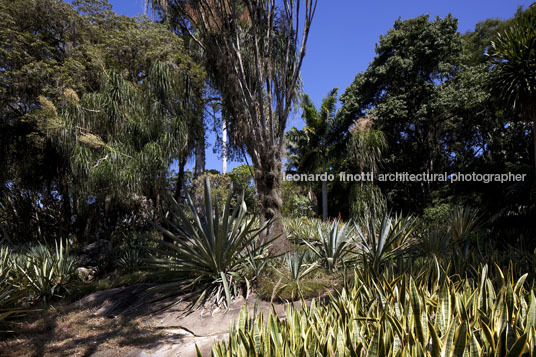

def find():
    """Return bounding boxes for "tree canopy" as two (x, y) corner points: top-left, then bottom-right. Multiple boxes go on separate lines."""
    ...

(0, 0), (205, 242)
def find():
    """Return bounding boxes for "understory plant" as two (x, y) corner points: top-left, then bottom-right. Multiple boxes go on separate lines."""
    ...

(356, 211), (415, 275)
(304, 219), (355, 272)
(418, 205), (483, 258)
(284, 217), (329, 243)
(150, 176), (271, 308)
(212, 262), (536, 356)
(1, 241), (75, 327)
(271, 252), (319, 301)
(449, 205), (483, 255)
(117, 246), (147, 273)
(11, 240), (76, 304)
(0, 247), (21, 323)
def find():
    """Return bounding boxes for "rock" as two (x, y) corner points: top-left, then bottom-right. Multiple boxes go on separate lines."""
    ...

(77, 267), (94, 281)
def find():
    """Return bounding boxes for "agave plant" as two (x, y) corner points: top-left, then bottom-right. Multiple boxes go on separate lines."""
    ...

(117, 247), (146, 273)
(0, 246), (9, 286)
(0, 274), (29, 325)
(448, 205), (483, 255)
(0, 283), (21, 324)
(304, 219), (354, 272)
(150, 176), (271, 308)
(285, 251), (318, 282)
(269, 251), (320, 302)
(13, 240), (76, 303)
(244, 238), (271, 281)
(419, 229), (451, 258)
(355, 211), (415, 275)
(0, 246), (18, 320)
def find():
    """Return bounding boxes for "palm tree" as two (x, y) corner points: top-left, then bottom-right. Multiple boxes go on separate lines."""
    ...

(286, 89), (339, 221)
(489, 5), (536, 177)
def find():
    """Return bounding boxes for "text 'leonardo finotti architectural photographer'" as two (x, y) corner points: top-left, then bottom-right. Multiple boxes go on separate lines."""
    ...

(283, 172), (527, 184)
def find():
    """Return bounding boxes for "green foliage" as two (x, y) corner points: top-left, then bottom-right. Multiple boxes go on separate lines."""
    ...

(284, 217), (330, 243)
(356, 212), (416, 275)
(56, 55), (203, 199)
(449, 206), (483, 243)
(285, 89), (345, 219)
(192, 172), (233, 207)
(243, 238), (271, 282)
(117, 247), (147, 274)
(0, 241), (76, 313)
(462, 17), (513, 65)
(489, 6), (536, 114)
(350, 184), (387, 220)
(347, 126), (387, 175)
(192, 167), (257, 214)
(422, 203), (453, 228)
(150, 176), (271, 308)
(256, 262), (336, 302)
(229, 164), (257, 206)
(418, 204), (484, 258)
(266, 252), (320, 301)
(286, 90), (340, 176)
(281, 181), (316, 218)
(339, 14), (465, 212)
(149, 0), (316, 255)
(11, 241), (77, 304)
(304, 219), (355, 273)
(0, 247), (23, 324)
(489, 4), (536, 181)
(284, 251), (318, 283)
(0, 0), (206, 244)
(0, 0), (89, 243)
(213, 263), (536, 356)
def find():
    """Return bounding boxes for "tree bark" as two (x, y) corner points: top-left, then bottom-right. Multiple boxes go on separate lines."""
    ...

(194, 131), (205, 179)
(222, 120), (228, 174)
(254, 150), (291, 255)
(322, 179), (328, 221)
(175, 156), (187, 200)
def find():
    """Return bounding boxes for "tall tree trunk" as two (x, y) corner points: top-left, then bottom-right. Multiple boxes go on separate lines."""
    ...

(222, 120), (228, 174)
(194, 131), (205, 178)
(254, 150), (291, 255)
(322, 180), (328, 221)
(175, 156), (187, 200)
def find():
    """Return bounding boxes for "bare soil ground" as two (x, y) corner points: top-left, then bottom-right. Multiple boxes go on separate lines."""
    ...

(0, 284), (307, 357)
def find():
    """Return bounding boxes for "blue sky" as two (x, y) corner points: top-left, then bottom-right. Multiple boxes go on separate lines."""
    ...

(104, 0), (533, 172)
